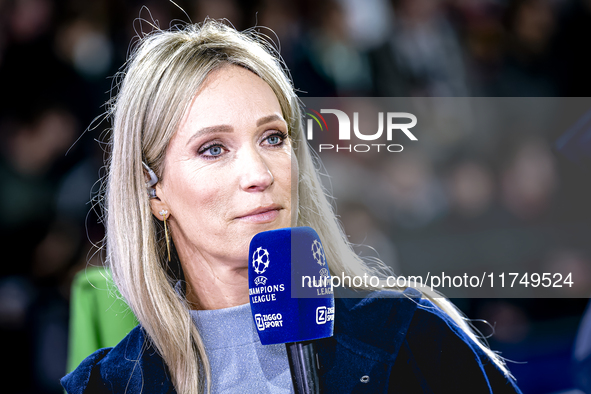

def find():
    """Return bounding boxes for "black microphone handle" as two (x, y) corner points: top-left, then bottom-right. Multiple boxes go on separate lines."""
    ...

(285, 341), (321, 394)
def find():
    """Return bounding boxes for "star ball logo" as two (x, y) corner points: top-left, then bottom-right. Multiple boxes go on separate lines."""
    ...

(312, 239), (326, 266)
(252, 246), (270, 275)
(305, 108), (417, 153)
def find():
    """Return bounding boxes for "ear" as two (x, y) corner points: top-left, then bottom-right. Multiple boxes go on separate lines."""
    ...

(149, 182), (170, 220)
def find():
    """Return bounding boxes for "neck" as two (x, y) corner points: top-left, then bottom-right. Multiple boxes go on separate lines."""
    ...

(185, 263), (249, 310)
(175, 246), (249, 310)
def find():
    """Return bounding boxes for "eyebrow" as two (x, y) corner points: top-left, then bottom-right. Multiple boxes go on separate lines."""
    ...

(186, 114), (286, 146)
(186, 125), (232, 146)
(257, 114), (285, 127)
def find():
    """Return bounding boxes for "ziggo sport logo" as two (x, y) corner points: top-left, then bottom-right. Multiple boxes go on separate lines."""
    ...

(306, 109), (417, 153)
(254, 313), (284, 331)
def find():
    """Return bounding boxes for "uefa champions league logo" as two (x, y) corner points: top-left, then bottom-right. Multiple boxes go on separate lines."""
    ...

(319, 268), (329, 278)
(312, 240), (326, 266)
(254, 276), (267, 286)
(252, 247), (270, 274)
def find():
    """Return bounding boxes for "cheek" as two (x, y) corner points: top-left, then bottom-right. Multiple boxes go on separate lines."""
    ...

(272, 152), (294, 192)
(169, 169), (228, 227)
(192, 181), (228, 223)
(271, 152), (297, 225)
(290, 152), (298, 194)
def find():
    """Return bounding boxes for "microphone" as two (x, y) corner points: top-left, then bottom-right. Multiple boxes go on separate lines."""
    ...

(248, 227), (334, 394)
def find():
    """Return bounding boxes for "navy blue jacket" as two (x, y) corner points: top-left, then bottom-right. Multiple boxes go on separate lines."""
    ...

(62, 289), (522, 393)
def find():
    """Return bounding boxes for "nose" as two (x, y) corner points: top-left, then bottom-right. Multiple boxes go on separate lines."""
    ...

(238, 146), (274, 192)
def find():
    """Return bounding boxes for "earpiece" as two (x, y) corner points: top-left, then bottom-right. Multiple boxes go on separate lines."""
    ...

(142, 161), (159, 199)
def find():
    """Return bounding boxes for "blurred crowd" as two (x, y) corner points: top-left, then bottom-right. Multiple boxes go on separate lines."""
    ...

(1, 0), (591, 393)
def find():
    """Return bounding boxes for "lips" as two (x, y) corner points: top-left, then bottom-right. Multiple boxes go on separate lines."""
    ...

(236, 205), (282, 223)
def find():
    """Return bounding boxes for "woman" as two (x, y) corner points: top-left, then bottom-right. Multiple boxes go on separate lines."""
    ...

(62, 20), (521, 393)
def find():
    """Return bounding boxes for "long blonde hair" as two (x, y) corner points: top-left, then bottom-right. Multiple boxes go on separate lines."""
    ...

(105, 20), (509, 394)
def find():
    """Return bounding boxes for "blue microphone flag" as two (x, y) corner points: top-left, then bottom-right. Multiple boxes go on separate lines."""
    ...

(248, 227), (334, 345)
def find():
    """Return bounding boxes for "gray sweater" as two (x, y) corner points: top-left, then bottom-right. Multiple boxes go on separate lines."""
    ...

(190, 303), (294, 393)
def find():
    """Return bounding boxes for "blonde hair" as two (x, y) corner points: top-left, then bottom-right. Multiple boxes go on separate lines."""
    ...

(105, 20), (509, 394)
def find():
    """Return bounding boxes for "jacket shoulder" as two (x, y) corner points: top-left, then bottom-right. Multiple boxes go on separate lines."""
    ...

(403, 297), (521, 393)
(318, 288), (521, 393)
(61, 347), (113, 394)
(61, 325), (175, 394)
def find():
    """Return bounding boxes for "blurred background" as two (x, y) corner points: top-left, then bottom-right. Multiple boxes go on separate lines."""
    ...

(1, 0), (591, 392)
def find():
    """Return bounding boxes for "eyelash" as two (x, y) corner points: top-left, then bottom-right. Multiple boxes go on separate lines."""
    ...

(198, 131), (288, 159)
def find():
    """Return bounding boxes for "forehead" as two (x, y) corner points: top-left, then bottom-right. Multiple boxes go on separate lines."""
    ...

(179, 65), (283, 133)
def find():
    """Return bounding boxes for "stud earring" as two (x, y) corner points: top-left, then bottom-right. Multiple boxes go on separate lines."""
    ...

(160, 210), (171, 262)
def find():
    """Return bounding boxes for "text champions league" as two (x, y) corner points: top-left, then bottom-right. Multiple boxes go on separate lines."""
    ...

(249, 284), (285, 303)
(305, 109), (418, 153)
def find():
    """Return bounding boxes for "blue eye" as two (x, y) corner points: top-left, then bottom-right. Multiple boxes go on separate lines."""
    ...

(207, 146), (223, 156)
(265, 132), (288, 146)
(267, 135), (281, 145)
(199, 143), (225, 159)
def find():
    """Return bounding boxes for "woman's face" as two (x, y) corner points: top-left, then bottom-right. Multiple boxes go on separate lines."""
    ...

(153, 65), (297, 268)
